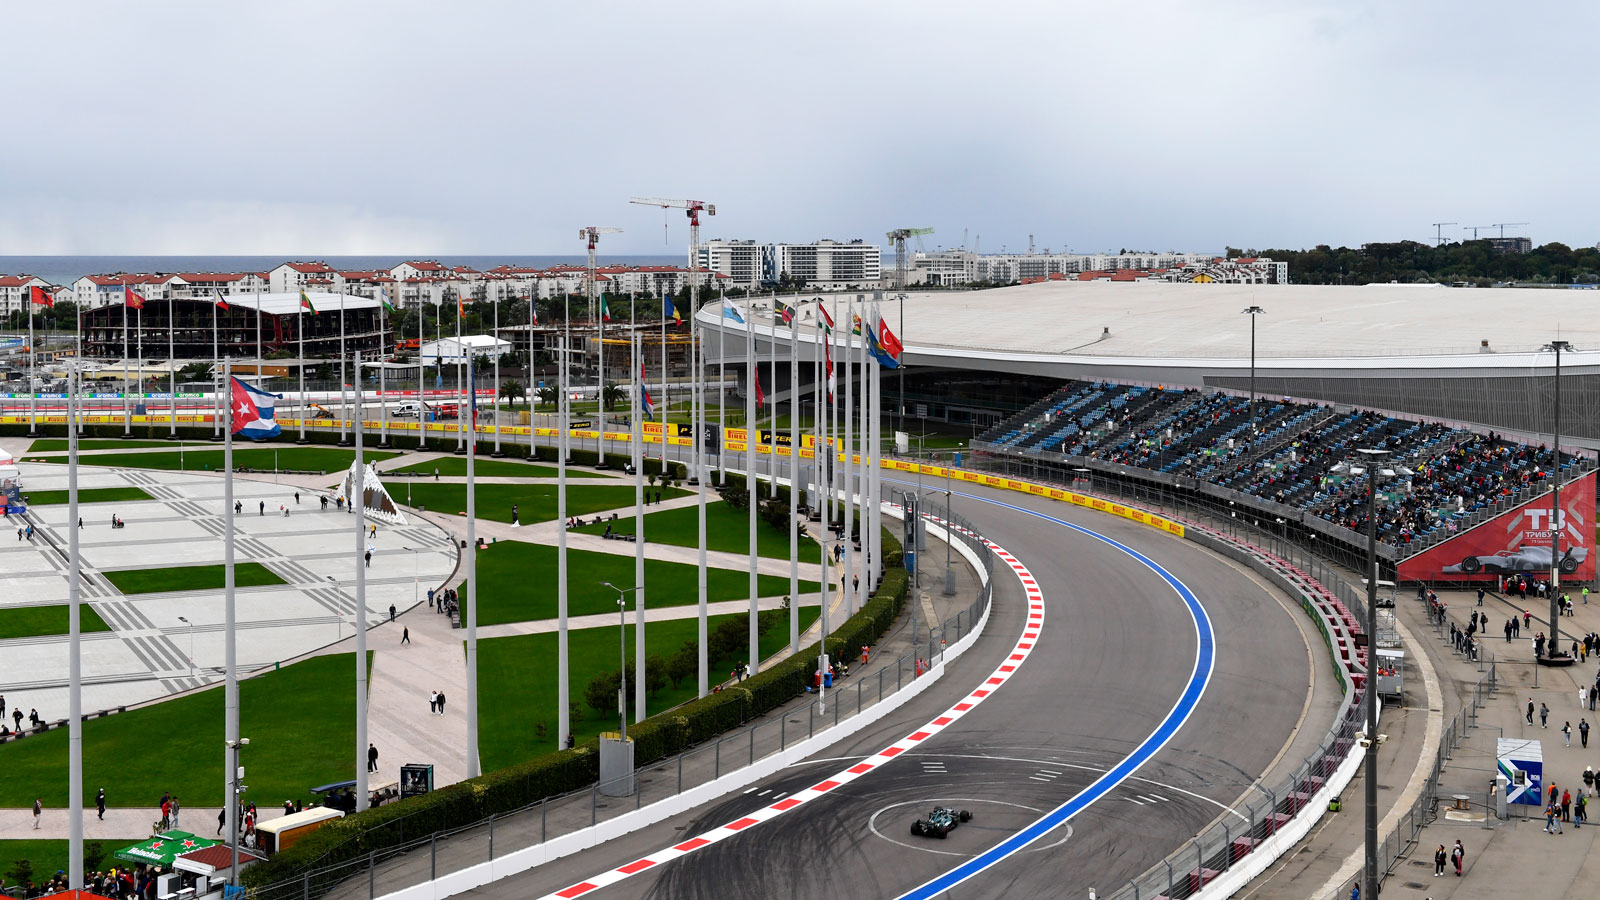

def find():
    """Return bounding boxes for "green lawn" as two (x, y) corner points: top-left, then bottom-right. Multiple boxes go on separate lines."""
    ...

(23, 487), (154, 506)
(477, 608), (819, 770)
(0, 652), (367, 808)
(0, 838), (143, 885)
(384, 458), (600, 479)
(464, 540), (819, 626)
(103, 563), (286, 595)
(397, 482), (684, 525)
(576, 500), (820, 562)
(0, 605), (112, 640)
(28, 439), (179, 452)
(25, 448), (396, 473)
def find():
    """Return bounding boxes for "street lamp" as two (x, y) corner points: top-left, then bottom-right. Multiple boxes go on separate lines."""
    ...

(402, 546), (422, 608)
(1329, 448), (1411, 900)
(177, 616), (194, 678)
(1241, 305), (1264, 438)
(599, 582), (642, 741)
(1543, 340), (1572, 658)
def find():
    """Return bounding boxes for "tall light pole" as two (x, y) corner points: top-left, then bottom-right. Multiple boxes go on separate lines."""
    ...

(402, 546), (421, 608)
(1331, 448), (1410, 900)
(600, 583), (642, 740)
(1545, 339), (1572, 656)
(1241, 305), (1264, 437)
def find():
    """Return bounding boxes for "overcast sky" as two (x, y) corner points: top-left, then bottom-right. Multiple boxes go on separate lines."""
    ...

(3, 1), (1592, 256)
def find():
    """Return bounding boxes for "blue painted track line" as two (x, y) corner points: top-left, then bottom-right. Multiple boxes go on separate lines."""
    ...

(887, 482), (1216, 900)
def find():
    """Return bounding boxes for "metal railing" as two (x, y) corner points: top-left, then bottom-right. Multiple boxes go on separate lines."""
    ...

(248, 507), (997, 900)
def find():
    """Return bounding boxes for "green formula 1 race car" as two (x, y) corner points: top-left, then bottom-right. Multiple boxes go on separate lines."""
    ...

(910, 806), (972, 838)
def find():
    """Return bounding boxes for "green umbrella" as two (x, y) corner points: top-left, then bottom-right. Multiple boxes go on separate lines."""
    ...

(113, 831), (219, 868)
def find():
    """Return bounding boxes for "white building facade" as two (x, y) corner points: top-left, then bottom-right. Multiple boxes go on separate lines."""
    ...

(0, 275), (51, 315)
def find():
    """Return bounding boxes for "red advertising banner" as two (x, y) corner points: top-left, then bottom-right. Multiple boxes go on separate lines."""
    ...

(1398, 470), (1596, 583)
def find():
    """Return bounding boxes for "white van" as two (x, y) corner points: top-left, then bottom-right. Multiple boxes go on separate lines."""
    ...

(391, 401), (427, 418)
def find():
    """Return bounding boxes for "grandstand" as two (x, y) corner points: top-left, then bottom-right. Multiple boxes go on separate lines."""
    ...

(974, 380), (1595, 567)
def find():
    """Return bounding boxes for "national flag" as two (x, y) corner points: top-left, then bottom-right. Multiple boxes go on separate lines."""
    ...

(230, 376), (283, 440)
(817, 303), (834, 334)
(457, 289), (466, 318)
(851, 314), (862, 336)
(721, 299), (745, 324)
(601, 295), (612, 323)
(379, 287), (395, 312)
(640, 361), (655, 419)
(754, 366), (765, 407)
(776, 299), (796, 325)
(124, 285), (146, 310)
(875, 309), (904, 363)
(824, 342), (835, 401)
(214, 290), (229, 312)
(865, 309), (901, 369)
(530, 302), (539, 326)
(663, 296), (681, 327)
(299, 291), (316, 314)
(29, 285), (52, 308)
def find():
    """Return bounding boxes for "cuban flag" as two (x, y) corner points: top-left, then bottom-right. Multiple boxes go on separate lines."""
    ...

(230, 376), (283, 440)
(721, 299), (745, 324)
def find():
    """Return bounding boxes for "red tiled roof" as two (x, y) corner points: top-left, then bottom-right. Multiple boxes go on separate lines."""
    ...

(83, 274), (171, 286)
(175, 843), (266, 872)
(0, 275), (43, 287)
(175, 272), (254, 282)
(401, 261), (447, 272)
(283, 261), (334, 273)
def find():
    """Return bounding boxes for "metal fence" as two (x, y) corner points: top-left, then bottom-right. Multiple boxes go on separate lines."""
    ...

(249, 507), (997, 900)
(962, 454), (1503, 900)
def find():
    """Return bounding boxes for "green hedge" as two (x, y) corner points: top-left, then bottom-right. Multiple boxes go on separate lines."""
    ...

(245, 523), (912, 891)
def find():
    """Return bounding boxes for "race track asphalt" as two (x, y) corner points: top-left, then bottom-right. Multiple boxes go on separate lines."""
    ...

(465, 479), (1315, 900)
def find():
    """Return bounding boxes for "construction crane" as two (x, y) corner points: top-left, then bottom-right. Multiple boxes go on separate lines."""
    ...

(1430, 222), (1457, 246)
(579, 227), (623, 321)
(886, 227), (935, 291)
(1464, 225), (1494, 240)
(1492, 222), (1529, 238)
(630, 198), (715, 291)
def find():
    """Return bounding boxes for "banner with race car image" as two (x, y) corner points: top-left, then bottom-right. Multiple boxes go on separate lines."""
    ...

(1398, 469), (1596, 583)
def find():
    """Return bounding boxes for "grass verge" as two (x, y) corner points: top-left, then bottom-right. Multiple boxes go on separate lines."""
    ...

(24, 448), (396, 473)
(575, 500), (820, 561)
(395, 482), (684, 525)
(0, 605), (112, 640)
(383, 458), (591, 479)
(103, 563), (286, 595)
(23, 487), (154, 506)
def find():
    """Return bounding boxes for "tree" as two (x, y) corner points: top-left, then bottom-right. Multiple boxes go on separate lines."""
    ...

(666, 641), (696, 688)
(7, 857), (32, 887)
(643, 653), (668, 697)
(178, 361), (214, 382)
(584, 670), (621, 713)
(314, 362), (334, 381)
(537, 384), (559, 406)
(601, 381), (625, 411)
(83, 841), (105, 874)
(501, 379), (526, 408)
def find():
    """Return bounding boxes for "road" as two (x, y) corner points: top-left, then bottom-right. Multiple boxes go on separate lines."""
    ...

(459, 477), (1316, 900)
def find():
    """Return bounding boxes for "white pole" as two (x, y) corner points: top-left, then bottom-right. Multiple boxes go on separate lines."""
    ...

(694, 290), (709, 696)
(379, 299), (389, 447)
(746, 300), (759, 675)
(298, 294), (307, 444)
(633, 331), (646, 722)
(492, 295), (501, 456)
(169, 292), (177, 437)
(212, 294), (220, 439)
(67, 359), (82, 888)
(660, 292), (668, 474)
(222, 363), (239, 883)
(465, 355), (480, 776)
(455, 289), (464, 453)
(557, 288), (571, 745)
(857, 316), (870, 612)
(122, 280), (130, 436)
(598, 283), (606, 469)
(340, 292), (348, 445)
(27, 302), (37, 436)
(718, 286), (726, 483)
(418, 291), (427, 450)
(788, 305), (799, 653)
(354, 352), (369, 806)
(870, 345), (883, 591)
(843, 296), (855, 616)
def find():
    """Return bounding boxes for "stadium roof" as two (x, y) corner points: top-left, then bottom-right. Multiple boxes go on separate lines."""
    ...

(217, 291), (381, 315)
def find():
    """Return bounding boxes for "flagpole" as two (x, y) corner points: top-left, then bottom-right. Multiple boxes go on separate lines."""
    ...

(455, 287), (464, 454)
(718, 285), (726, 484)
(354, 350), (370, 810)
(340, 291), (349, 446)
(27, 296), (36, 437)
(212, 294), (220, 439)
(169, 292), (177, 437)
(465, 355), (480, 777)
(491, 294), (502, 457)
(694, 283), (709, 696)
(842, 295), (855, 617)
(67, 357), (82, 889)
(746, 299), (759, 674)
(223, 363), (240, 884)
(870, 298), (884, 594)
(660, 293), (668, 475)
(418, 290), (427, 451)
(379, 297), (390, 448)
(526, 289), (534, 459)
(298, 294), (308, 444)
(788, 302), (799, 653)
(632, 331), (646, 722)
(136, 305), (143, 426)
(598, 284), (607, 470)
(557, 285), (571, 746)
(122, 279), (130, 437)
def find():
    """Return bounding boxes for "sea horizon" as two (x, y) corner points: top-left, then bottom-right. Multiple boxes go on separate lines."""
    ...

(1, 254), (687, 288)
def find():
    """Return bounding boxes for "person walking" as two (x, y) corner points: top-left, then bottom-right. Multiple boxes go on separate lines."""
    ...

(1529, 697), (1537, 725)
(1562, 789), (1572, 822)
(295, 491), (301, 505)
(1547, 801), (1563, 834)
(1583, 687), (1589, 709)
(365, 549), (372, 568)
(1349, 882), (1360, 900)
(1578, 792), (1588, 827)
(388, 604), (396, 622)
(1585, 766), (1596, 796)
(401, 626), (409, 645)
(367, 743), (379, 773)
(1477, 587), (1485, 606)
(1433, 844), (1446, 876)
(170, 796), (181, 830)
(259, 500), (265, 516)
(32, 798), (41, 830)
(1451, 839), (1464, 876)
(511, 504), (519, 526)
(1582, 719), (1591, 749)
(217, 808), (226, 836)
(1541, 702), (1550, 728)
(1564, 721), (1573, 747)
(429, 691), (438, 714)
(436, 691), (446, 715)
(96, 788), (105, 821)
